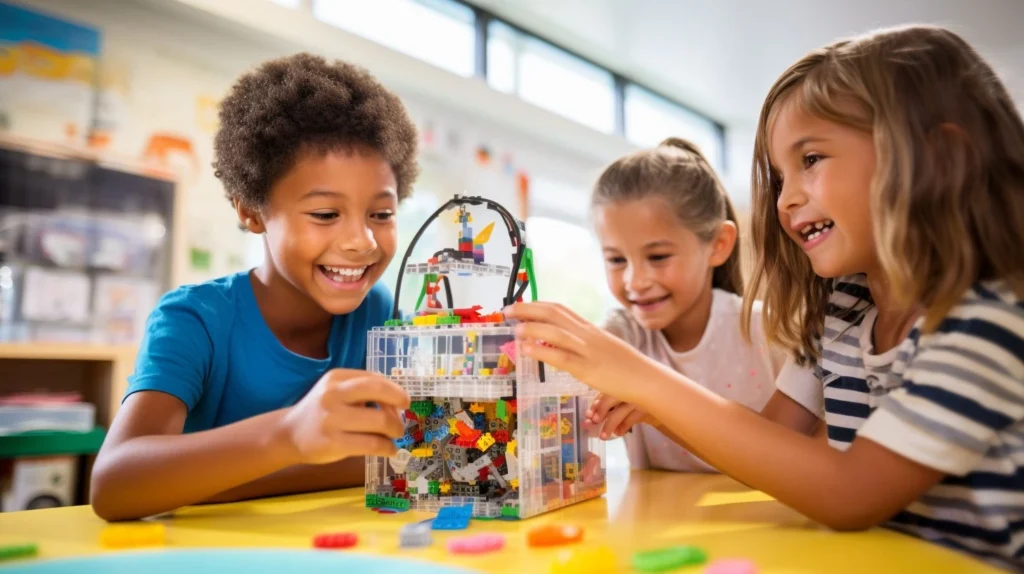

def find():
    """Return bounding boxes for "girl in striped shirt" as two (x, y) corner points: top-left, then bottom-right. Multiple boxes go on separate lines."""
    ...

(507, 25), (1024, 570)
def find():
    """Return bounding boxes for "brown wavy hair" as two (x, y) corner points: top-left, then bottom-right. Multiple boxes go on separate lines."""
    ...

(742, 25), (1024, 362)
(592, 137), (743, 295)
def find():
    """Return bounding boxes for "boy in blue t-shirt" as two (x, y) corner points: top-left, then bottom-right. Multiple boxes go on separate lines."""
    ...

(90, 54), (419, 521)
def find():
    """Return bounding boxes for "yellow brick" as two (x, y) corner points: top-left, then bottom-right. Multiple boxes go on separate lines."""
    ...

(507, 439), (517, 456)
(476, 433), (495, 452)
(480, 368), (492, 376)
(436, 368), (446, 376)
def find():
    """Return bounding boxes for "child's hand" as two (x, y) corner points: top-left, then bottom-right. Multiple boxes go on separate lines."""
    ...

(587, 393), (656, 439)
(504, 302), (662, 405)
(277, 369), (411, 465)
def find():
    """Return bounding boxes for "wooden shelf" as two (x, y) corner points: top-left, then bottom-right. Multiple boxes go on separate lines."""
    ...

(0, 344), (138, 427)
(0, 343), (136, 362)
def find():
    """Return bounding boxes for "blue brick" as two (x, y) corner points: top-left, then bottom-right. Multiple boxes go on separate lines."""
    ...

(432, 504), (473, 530)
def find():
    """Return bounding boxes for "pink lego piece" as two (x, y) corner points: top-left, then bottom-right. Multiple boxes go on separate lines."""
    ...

(704, 559), (758, 574)
(500, 341), (517, 363)
(446, 533), (506, 555)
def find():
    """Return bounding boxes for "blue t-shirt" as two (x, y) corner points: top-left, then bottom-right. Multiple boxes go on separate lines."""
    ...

(125, 271), (392, 432)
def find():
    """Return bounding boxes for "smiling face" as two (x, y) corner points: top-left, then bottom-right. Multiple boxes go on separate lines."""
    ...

(769, 98), (879, 278)
(594, 198), (725, 332)
(240, 147), (398, 315)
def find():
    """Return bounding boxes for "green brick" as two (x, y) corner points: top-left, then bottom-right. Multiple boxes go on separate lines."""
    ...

(632, 546), (707, 572)
(381, 496), (410, 510)
(500, 505), (519, 518)
(410, 401), (434, 418)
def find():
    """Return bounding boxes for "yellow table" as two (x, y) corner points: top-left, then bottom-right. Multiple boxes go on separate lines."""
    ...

(0, 470), (1000, 573)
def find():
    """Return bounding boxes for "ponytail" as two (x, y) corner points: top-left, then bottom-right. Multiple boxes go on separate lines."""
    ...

(659, 138), (744, 296)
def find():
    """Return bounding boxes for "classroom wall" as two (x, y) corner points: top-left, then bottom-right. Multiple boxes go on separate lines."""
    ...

(6, 0), (616, 291)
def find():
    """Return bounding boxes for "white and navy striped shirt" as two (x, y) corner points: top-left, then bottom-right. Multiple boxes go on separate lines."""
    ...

(778, 275), (1024, 570)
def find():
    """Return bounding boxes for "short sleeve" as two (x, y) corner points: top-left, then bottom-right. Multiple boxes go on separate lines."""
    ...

(859, 307), (1024, 475)
(775, 354), (824, 419)
(125, 290), (213, 411)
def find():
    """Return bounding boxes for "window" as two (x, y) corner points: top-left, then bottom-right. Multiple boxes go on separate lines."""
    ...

(267, 0), (301, 8)
(487, 21), (615, 134)
(625, 85), (724, 171)
(313, 0), (475, 78)
(526, 216), (611, 325)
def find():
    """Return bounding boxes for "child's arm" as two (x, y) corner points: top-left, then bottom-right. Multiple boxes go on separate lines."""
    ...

(590, 388), (819, 440)
(507, 302), (944, 530)
(205, 456), (364, 504)
(91, 371), (409, 521)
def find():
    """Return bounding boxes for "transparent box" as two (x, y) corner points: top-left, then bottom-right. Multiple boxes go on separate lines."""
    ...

(365, 324), (606, 519)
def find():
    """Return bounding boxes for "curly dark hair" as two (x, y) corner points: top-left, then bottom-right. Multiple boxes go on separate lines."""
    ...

(213, 53), (419, 208)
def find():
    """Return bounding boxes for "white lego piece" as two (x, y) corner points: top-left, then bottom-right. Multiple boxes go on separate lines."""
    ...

(505, 452), (518, 479)
(390, 449), (411, 474)
(454, 411), (474, 427)
(404, 261), (511, 278)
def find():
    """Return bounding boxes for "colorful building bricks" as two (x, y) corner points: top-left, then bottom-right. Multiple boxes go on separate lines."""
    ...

(366, 195), (606, 521)
(98, 523), (166, 548)
(312, 532), (358, 549)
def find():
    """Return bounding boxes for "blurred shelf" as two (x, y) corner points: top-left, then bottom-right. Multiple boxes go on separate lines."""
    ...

(0, 427), (107, 458)
(0, 343), (136, 362)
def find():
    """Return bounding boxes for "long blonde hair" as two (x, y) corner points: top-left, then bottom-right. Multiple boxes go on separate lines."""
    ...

(742, 25), (1024, 362)
(592, 137), (743, 295)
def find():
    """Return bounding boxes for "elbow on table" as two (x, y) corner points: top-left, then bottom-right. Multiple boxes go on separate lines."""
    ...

(815, 504), (890, 532)
(89, 464), (142, 522)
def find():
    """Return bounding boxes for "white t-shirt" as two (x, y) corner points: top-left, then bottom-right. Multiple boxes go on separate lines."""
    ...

(604, 289), (785, 472)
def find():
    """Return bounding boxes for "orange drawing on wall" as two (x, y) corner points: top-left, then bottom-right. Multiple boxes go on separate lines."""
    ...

(141, 133), (199, 184)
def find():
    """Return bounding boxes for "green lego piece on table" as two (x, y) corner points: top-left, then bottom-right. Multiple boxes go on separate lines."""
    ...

(0, 543), (38, 562)
(366, 494), (411, 511)
(437, 315), (461, 325)
(410, 401), (434, 418)
(631, 546), (707, 572)
(496, 400), (507, 420)
(384, 319), (403, 327)
(428, 481), (440, 495)
(500, 505), (519, 518)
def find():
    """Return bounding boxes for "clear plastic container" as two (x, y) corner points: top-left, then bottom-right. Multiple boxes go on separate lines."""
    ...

(0, 403), (96, 435)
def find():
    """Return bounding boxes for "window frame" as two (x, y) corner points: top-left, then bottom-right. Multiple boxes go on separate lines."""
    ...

(286, 0), (727, 166)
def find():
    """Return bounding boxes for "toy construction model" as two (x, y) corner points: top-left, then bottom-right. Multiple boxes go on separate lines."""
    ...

(365, 195), (606, 519)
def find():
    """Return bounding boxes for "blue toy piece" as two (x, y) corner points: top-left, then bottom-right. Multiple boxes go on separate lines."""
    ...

(432, 504), (473, 530)
(395, 435), (414, 449)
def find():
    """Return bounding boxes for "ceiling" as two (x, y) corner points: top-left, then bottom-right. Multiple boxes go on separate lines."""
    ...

(465, 0), (1024, 129)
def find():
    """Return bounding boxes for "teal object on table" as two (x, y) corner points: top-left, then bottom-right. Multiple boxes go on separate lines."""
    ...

(0, 549), (479, 574)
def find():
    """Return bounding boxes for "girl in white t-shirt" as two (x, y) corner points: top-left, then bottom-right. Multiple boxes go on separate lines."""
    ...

(586, 137), (797, 472)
